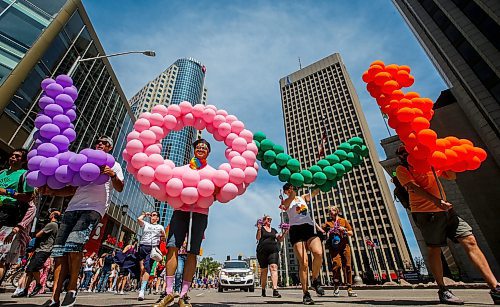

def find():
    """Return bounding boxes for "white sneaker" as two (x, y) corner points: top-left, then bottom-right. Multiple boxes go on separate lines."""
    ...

(119, 291), (125, 295)
(85, 289), (91, 293)
(138, 290), (145, 301)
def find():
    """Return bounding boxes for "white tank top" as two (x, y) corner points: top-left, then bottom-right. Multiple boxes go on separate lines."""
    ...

(286, 196), (314, 226)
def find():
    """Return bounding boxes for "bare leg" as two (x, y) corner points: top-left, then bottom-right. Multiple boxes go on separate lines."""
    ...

(427, 246), (445, 287)
(165, 247), (179, 276)
(269, 264), (278, 290)
(459, 235), (499, 288)
(67, 252), (83, 291)
(260, 267), (268, 290)
(293, 242), (309, 293)
(182, 254), (197, 284)
(307, 237), (323, 281)
(52, 255), (69, 302)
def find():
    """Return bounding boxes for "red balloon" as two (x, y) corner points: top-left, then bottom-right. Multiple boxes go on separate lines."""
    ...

(400, 75), (415, 87)
(370, 60), (385, 67)
(444, 149), (458, 166)
(382, 80), (400, 94)
(405, 92), (420, 100)
(467, 156), (481, 171)
(362, 71), (373, 83)
(472, 147), (487, 162)
(397, 107), (415, 122)
(368, 65), (384, 77)
(374, 72), (392, 86)
(417, 129), (437, 148)
(445, 136), (461, 146)
(390, 90), (405, 100)
(385, 64), (399, 77)
(431, 151), (447, 169)
(411, 117), (430, 132)
(396, 70), (410, 84)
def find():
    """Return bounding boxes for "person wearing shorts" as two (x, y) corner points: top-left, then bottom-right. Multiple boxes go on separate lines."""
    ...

(396, 145), (499, 305)
(41, 136), (124, 307)
(281, 183), (326, 305)
(256, 214), (284, 298)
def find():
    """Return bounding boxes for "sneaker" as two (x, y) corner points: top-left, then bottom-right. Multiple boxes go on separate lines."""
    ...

(347, 288), (357, 297)
(178, 297), (192, 307)
(490, 284), (500, 305)
(273, 289), (281, 298)
(173, 291), (180, 298)
(138, 290), (145, 301)
(333, 284), (340, 297)
(11, 289), (28, 298)
(153, 293), (175, 307)
(42, 299), (60, 307)
(438, 288), (464, 305)
(29, 283), (43, 297)
(303, 291), (315, 305)
(61, 290), (77, 307)
(119, 290), (125, 295)
(311, 278), (325, 296)
(261, 288), (266, 297)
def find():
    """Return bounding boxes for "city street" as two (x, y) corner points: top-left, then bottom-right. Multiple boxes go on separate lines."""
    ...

(0, 288), (495, 306)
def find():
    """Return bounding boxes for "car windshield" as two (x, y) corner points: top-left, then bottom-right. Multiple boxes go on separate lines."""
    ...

(224, 261), (248, 269)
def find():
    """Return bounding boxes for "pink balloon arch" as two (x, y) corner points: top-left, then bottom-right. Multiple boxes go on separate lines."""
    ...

(123, 101), (259, 210)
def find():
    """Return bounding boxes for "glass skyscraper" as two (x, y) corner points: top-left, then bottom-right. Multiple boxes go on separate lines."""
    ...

(129, 57), (207, 226)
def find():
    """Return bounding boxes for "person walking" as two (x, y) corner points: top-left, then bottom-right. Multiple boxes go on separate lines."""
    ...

(96, 252), (113, 292)
(281, 183), (326, 305)
(396, 145), (500, 305)
(256, 214), (284, 298)
(321, 206), (356, 297)
(116, 242), (136, 295)
(174, 239), (188, 296)
(137, 211), (165, 301)
(80, 253), (96, 291)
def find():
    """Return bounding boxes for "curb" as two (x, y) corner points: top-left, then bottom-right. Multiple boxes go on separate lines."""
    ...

(277, 283), (490, 290)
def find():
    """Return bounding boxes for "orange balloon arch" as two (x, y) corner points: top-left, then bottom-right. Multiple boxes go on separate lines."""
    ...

(362, 60), (487, 173)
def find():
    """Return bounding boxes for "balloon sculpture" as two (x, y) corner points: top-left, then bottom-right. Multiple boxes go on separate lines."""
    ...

(122, 102), (258, 210)
(362, 60), (487, 173)
(253, 132), (369, 192)
(26, 75), (116, 189)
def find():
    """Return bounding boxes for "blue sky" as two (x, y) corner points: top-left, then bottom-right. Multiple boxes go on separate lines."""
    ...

(84, 0), (447, 262)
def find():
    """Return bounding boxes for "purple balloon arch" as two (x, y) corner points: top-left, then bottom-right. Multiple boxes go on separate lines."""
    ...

(26, 75), (115, 189)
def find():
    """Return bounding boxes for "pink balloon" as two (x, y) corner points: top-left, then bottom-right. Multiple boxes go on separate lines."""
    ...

(224, 148), (232, 160)
(149, 181), (166, 199)
(247, 142), (258, 155)
(166, 178), (184, 197)
(131, 152), (148, 169)
(216, 109), (228, 117)
(202, 108), (216, 123)
(242, 150), (257, 166)
(197, 196), (214, 209)
(220, 182), (238, 199)
(206, 104), (217, 111)
(219, 163), (232, 172)
(126, 164), (138, 175)
(147, 154), (164, 169)
(126, 139), (144, 155)
(213, 170), (229, 187)
(151, 104), (168, 116)
(199, 166), (215, 180)
(137, 166), (155, 185)
(173, 120), (184, 131)
(139, 130), (156, 146)
(198, 179), (215, 197)
(229, 168), (245, 185)
(127, 130), (140, 142)
(140, 183), (152, 195)
(134, 118), (150, 132)
(122, 150), (131, 162)
(149, 113), (164, 127)
(139, 112), (152, 120)
(236, 182), (247, 195)
(227, 151), (240, 160)
(225, 115), (237, 124)
(230, 156), (247, 170)
(206, 123), (215, 134)
(231, 121), (245, 134)
(191, 104), (205, 117)
(180, 187), (199, 204)
(164, 159), (175, 169)
(145, 144), (162, 156)
(182, 113), (195, 126)
(164, 114), (177, 129)
(193, 118), (206, 130)
(239, 129), (253, 143)
(244, 167), (258, 183)
(165, 195), (184, 209)
(155, 164), (173, 182)
(212, 115), (226, 128)
(218, 123), (231, 137)
(224, 133), (238, 147)
(172, 166), (185, 179)
(179, 101), (193, 115)
(212, 129), (224, 141)
(182, 169), (200, 187)
(232, 137), (248, 153)
(167, 104), (181, 117)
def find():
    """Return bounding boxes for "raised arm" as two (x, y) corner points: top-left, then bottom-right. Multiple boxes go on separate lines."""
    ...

(302, 188), (320, 203)
(280, 189), (297, 211)
(255, 223), (262, 241)
(138, 212), (149, 227)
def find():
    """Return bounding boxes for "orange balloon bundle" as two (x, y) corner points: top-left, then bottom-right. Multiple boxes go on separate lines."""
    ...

(362, 60), (487, 173)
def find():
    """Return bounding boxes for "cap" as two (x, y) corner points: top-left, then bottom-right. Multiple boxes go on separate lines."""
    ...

(97, 135), (114, 147)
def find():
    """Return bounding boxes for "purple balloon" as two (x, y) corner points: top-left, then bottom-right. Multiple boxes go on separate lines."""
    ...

(39, 123), (60, 139)
(105, 154), (115, 167)
(55, 94), (74, 109)
(41, 78), (55, 91)
(65, 109), (76, 122)
(87, 149), (107, 166)
(47, 176), (66, 189)
(51, 135), (70, 151)
(34, 114), (52, 129)
(80, 148), (93, 157)
(63, 86), (78, 101)
(56, 74), (73, 88)
(26, 170), (47, 187)
(52, 114), (71, 130)
(39, 157), (60, 176)
(62, 128), (76, 143)
(45, 83), (64, 98)
(68, 154), (87, 172)
(44, 103), (64, 117)
(38, 96), (54, 109)
(27, 149), (38, 160)
(27, 155), (45, 171)
(79, 163), (100, 181)
(37, 143), (59, 157)
(93, 174), (110, 185)
(56, 151), (75, 165)
(71, 172), (90, 186)
(55, 165), (75, 183)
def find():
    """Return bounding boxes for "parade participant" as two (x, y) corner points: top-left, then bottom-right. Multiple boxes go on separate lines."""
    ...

(41, 136), (124, 307)
(174, 238), (188, 296)
(155, 139), (215, 307)
(81, 253), (96, 291)
(137, 211), (165, 301)
(116, 241), (137, 295)
(281, 182), (325, 305)
(256, 214), (284, 298)
(321, 206), (356, 297)
(96, 252), (114, 292)
(12, 210), (60, 298)
(396, 145), (500, 305)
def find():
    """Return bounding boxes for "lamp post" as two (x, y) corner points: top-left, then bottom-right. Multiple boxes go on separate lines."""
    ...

(113, 204), (129, 252)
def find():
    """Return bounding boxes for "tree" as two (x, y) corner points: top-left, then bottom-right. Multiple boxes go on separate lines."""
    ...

(198, 257), (221, 277)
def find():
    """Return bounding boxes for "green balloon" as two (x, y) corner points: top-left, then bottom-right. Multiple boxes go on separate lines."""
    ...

(338, 142), (352, 152)
(254, 140), (260, 149)
(317, 159), (330, 169)
(309, 165), (322, 174)
(333, 163), (345, 177)
(278, 167), (291, 182)
(289, 173), (304, 187)
(326, 154), (340, 165)
(256, 150), (264, 161)
(347, 152), (361, 165)
(352, 144), (362, 155)
(268, 163), (280, 176)
(287, 159), (301, 172)
(260, 139), (274, 152)
(253, 131), (266, 143)
(273, 144), (285, 154)
(276, 153), (291, 166)
(349, 136), (364, 146)
(301, 170), (313, 184)
(334, 149), (348, 160)
(319, 180), (333, 192)
(323, 166), (338, 180)
(261, 160), (271, 170)
(313, 172), (327, 185)
(263, 150), (276, 163)
(360, 145), (369, 157)
(341, 160), (353, 172)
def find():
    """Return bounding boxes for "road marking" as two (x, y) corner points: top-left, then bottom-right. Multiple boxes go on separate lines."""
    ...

(196, 293), (205, 297)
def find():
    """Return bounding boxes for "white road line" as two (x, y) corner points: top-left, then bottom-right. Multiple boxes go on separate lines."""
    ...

(196, 292), (205, 297)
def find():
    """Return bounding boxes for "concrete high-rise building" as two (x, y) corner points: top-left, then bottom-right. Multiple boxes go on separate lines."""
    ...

(129, 58), (207, 226)
(393, 0), (500, 272)
(0, 0), (155, 253)
(279, 53), (413, 284)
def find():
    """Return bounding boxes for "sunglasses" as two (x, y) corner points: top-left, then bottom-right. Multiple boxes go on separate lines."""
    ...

(96, 140), (110, 146)
(151, 213), (159, 217)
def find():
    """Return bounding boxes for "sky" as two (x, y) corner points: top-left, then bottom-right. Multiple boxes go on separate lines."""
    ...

(83, 0), (447, 263)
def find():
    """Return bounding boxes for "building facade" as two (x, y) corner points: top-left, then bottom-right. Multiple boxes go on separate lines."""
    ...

(279, 53), (413, 284)
(129, 58), (207, 226)
(0, 0), (154, 252)
(393, 0), (500, 271)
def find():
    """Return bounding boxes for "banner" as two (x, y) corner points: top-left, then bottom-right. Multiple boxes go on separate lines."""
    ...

(84, 215), (108, 256)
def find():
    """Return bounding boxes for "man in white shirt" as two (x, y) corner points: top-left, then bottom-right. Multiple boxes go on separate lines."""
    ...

(41, 136), (124, 307)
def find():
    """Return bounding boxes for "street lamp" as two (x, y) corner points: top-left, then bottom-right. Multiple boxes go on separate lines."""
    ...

(113, 204), (129, 251)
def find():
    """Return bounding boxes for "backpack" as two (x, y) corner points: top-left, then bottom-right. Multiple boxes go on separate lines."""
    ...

(0, 169), (30, 227)
(393, 169), (410, 209)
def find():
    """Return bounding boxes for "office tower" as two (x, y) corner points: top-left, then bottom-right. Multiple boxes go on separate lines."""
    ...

(0, 0), (155, 253)
(129, 58), (207, 226)
(279, 53), (413, 284)
(393, 0), (500, 271)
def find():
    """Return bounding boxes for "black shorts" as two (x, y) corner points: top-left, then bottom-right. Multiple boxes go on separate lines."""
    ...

(289, 223), (318, 246)
(412, 210), (473, 247)
(167, 210), (208, 255)
(118, 268), (131, 277)
(257, 250), (279, 268)
(26, 251), (51, 273)
(138, 245), (153, 273)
